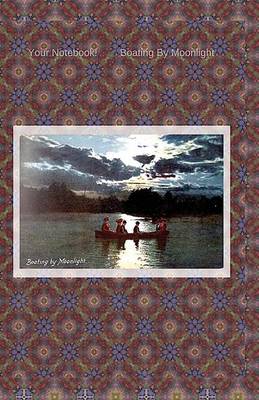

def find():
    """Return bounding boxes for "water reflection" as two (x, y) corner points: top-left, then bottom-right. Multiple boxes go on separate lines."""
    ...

(117, 239), (126, 250)
(156, 237), (167, 251)
(101, 240), (111, 257)
(97, 235), (169, 269)
(21, 213), (223, 269)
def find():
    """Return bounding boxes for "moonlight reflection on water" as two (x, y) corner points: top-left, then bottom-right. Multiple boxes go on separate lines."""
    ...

(21, 213), (223, 269)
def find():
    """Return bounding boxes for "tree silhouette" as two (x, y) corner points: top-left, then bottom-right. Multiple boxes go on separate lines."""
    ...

(21, 184), (223, 216)
(125, 188), (162, 216)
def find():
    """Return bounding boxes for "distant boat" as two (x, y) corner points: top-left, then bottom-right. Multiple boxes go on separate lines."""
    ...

(95, 230), (169, 240)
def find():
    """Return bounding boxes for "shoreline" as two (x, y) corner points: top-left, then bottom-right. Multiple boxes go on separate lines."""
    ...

(21, 212), (223, 219)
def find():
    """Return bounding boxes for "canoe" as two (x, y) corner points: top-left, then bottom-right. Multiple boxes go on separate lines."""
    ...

(95, 230), (169, 240)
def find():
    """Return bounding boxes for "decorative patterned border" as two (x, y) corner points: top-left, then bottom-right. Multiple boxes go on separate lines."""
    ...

(0, 1), (257, 398)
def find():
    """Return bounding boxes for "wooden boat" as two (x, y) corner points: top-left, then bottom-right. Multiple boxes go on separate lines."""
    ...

(95, 230), (169, 240)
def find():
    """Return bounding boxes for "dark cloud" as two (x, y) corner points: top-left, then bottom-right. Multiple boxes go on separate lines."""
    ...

(194, 160), (223, 174)
(154, 158), (223, 176)
(154, 158), (194, 174)
(20, 134), (223, 195)
(21, 164), (124, 193)
(161, 135), (223, 161)
(133, 154), (155, 166)
(33, 136), (60, 146)
(155, 135), (223, 178)
(21, 136), (140, 183)
(178, 144), (222, 162)
(195, 135), (223, 146)
(161, 135), (196, 144)
(22, 164), (96, 190)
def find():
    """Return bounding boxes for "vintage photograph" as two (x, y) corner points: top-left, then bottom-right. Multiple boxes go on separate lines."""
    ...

(13, 126), (230, 278)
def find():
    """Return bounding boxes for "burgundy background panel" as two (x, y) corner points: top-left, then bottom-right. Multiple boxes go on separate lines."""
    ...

(0, 1), (257, 399)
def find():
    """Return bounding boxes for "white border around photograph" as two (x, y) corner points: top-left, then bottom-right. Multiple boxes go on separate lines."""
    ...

(13, 125), (230, 278)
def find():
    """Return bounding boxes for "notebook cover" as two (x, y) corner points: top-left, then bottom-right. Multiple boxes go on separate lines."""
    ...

(0, 1), (257, 399)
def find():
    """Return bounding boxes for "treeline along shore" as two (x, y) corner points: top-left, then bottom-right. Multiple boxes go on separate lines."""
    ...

(21, 183), (223, 217)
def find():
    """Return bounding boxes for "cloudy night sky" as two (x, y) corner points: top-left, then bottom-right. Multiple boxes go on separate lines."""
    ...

(20, 134), (224, 196)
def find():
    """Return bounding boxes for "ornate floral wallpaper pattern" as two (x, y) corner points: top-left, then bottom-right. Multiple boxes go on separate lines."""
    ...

(0, 1), (257, 399)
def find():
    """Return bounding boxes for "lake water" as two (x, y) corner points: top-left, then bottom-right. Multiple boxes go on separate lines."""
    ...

(20, 213), (223, 269)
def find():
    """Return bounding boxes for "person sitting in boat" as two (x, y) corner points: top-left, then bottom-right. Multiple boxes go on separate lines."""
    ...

(133, 221), (140, 234)
(160, 218), (167, 231)
(101, 217), (110, 232)
(156, 218), (162, 231)
(120, 220), (128, 234)
(156, 218), (167, 231)
(116, 218), (123, 233)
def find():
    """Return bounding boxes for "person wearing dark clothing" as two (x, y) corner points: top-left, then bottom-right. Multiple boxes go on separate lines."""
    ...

(120, 220), (128, 234)
(116, 218), (123, 233)
(134, 239), (139, 249)
(133, 221), (140, 234)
